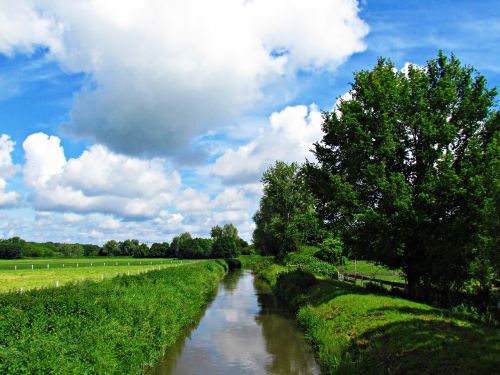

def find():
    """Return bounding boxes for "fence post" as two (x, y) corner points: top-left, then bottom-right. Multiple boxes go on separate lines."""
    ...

(47, 264), (49, 269)
(31, 264), (33, 270)
(14, 265), (16, 270)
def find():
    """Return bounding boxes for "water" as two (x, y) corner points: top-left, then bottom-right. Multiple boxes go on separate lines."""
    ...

(151, 269), (320, 375)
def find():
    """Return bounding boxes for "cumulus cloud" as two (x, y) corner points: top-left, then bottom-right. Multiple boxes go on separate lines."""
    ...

(212, 104), (323, 183)
(0, 134), (20, 207)
(0, 0), (368, 159)
(0, 0), (62, 55)
(22, 132), (180, 219)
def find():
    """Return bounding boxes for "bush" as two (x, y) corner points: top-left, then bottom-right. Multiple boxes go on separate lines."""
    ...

(315, 237), (343, 265)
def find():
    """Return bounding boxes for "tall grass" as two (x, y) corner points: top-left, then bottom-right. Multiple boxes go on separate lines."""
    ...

(0, 261), (225, 374)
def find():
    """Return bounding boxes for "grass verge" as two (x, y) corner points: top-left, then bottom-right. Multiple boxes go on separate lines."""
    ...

(256, 263), (500, 374)
(0, 260), (225, 374)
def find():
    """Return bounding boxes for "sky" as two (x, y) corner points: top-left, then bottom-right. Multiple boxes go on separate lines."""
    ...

(0, 0), (499, 245)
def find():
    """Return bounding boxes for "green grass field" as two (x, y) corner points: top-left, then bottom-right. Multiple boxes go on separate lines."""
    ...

(0, 261), (226, 374)
(0, 258), (201, 293)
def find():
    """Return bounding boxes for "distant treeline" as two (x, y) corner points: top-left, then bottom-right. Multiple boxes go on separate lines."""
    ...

(0, 223), (252, 260)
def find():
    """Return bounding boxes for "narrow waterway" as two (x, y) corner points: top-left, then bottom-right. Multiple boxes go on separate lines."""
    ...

(151, 269), (320, 375)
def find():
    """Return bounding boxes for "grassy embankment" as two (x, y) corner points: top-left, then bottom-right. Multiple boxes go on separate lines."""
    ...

(0, 260), (226, 374)
(0, 258), (200, 292)
(255, 247), (500, 374)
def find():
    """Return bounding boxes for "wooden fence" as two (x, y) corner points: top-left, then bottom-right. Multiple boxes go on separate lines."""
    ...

(339, 271), (407, 290)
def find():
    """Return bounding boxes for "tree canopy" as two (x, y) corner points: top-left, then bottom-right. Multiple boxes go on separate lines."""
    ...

(306, 52), (499, 295)
(253, 161), (325, 257)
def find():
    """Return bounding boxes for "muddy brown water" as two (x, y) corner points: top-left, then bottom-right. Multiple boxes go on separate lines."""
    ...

(151, 269), (320, 375)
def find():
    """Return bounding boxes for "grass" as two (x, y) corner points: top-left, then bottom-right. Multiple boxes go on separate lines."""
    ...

(340, 260), (403, 282)
(254, 248), (500, 374)
(0, 259), (201, 293)
(0, 260), (225, 374)
(0, 257), (183, 269)
(295, 278), (500, 374)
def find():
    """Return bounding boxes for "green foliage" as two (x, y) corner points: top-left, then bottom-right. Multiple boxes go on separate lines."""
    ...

(315, 237), (344, 265)
(82, 244), (101, 256)
(0, 261), (225, 374)
(211, 236), (239, 259)
(210, 223), (244, 259)
(170, 232), (193, 257)
(130, 243), (149, 258)
(0, 238), (23, 259)
(282, 247), (337, 278)
(177, 238), (213, 259)
(307, 52), (499, 297)
(119, 239), (140, 256)
(149, 242), (170, 258)
(253, 161), (325, 257)
(101, 240), (120, 256)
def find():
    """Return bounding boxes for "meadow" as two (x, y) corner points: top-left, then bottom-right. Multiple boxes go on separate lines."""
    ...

(0, 258), (200, 293)
(0, 260), (226, 374)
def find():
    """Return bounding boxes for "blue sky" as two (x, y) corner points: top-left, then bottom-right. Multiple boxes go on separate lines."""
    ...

(0, 0), (498, 244)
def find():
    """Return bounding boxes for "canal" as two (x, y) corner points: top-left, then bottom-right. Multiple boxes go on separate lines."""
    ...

(151, 269), (320, 374)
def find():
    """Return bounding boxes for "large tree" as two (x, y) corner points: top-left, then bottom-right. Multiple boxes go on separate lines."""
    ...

(306, 52), (499, 296)
(253, 161), (324, 257)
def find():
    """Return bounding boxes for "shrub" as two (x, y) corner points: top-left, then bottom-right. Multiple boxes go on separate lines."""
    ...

(315, 237), (343, 265)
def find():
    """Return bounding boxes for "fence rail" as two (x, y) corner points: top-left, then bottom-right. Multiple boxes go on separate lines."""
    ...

(0, 259), (196, 271)
(339, 272), (407, 289)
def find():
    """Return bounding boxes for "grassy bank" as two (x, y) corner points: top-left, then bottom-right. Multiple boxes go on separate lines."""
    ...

(255, 256), (500, 374)
(0, 260), (225, 374)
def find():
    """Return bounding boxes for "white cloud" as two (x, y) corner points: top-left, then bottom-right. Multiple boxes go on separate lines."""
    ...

(213, 187), (253, 211)
(100, 218), (121, 230)
(0, 0), (62, 56)
(174, 187), (211, 212)
(62, 213), (82, 223)
(0, 134), (20, 207)
(22, 132), (180, 219)
(0, 0), (368, 160)
(212, 104), (323, 183)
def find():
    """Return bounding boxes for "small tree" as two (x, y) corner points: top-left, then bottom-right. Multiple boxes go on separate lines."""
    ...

(119, 239), (140, 256)
(0, 238), (23, 259)
(253, 161), (324, 257)
(170, 232), (192, 258)
(101, 240), (120, 256)
(212, 236), (239, 259)
(315, 237), (344, 265)
(150, 242), (170, 258)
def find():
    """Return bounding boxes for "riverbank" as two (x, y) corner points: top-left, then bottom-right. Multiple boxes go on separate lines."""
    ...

(255, 259), (500, 374)
(0, 261), (225, 374)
